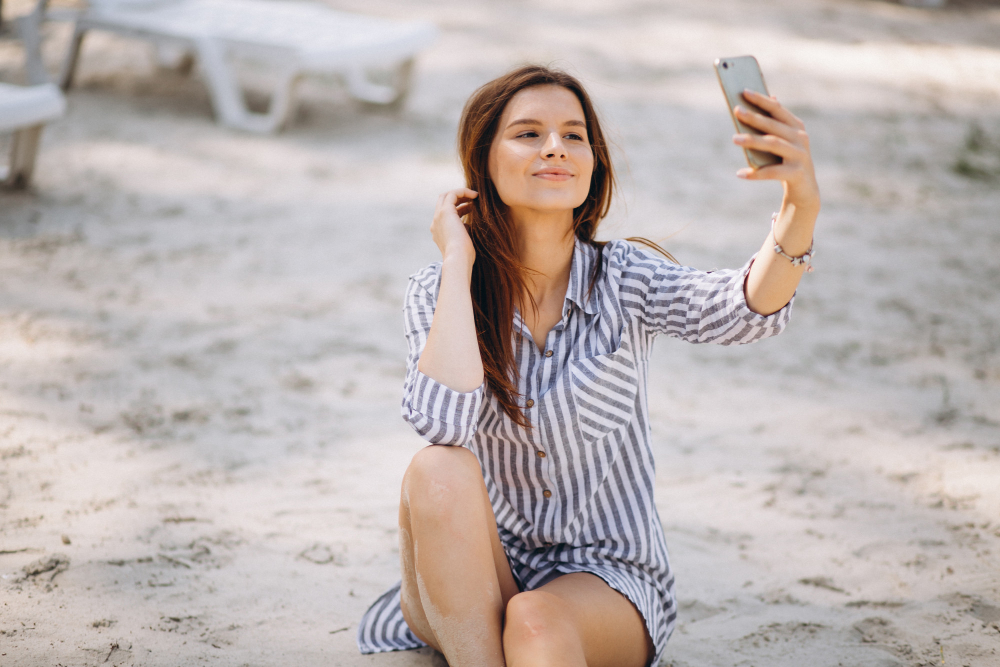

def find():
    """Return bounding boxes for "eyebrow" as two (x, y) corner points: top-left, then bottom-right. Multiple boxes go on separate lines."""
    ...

(507, 118), (587, 129)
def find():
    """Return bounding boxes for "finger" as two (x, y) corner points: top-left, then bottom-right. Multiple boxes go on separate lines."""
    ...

(733, 105), (799, 143)
(741, 90), (804, 129)
(447, 187), (478, 201)
(733, 133), (802, 160)
(736, 163), (798, 181)
(442, 188), (478, 209)
(432, 193), (445, 229)
(741, 89), (801, 126)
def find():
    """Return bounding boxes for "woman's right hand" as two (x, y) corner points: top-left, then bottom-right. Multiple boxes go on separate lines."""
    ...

(431, 188), (478, 266)
(419, 188), (484, 392)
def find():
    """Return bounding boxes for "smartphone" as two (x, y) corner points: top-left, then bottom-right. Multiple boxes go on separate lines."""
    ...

(714, 55), (782, 169)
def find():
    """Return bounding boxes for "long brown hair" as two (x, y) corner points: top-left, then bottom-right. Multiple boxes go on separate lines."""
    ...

(458, 65), (672, 426)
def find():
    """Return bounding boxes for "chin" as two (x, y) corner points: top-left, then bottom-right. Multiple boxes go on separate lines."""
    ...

(516, 193), (588, 213)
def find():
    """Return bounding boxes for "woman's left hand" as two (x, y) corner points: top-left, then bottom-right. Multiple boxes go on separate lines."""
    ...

(735, 90), (821, 317)
(733, 90), (820, 215)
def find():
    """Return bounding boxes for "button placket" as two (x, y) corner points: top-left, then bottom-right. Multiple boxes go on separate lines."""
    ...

(531, 333), (556, 510)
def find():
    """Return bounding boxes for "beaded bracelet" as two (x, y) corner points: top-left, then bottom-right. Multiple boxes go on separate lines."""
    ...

(771, 213), (814, 273)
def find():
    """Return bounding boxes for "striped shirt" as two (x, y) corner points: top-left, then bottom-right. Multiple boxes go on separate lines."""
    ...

(358, 238), (793, 664)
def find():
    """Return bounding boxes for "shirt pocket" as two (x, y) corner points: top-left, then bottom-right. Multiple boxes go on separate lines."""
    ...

(568, 333), (639, 442)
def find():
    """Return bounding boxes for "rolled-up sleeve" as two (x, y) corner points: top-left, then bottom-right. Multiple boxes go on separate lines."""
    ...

(400, 268), (484, 445)
(615, 243), (792, 344)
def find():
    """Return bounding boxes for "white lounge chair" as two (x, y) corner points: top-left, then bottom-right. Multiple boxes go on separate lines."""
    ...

(53, 0), (438, 133)
(0, 82), (65, 188)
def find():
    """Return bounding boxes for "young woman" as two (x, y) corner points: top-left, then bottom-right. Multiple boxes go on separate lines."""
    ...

(357, 65), (819, 667)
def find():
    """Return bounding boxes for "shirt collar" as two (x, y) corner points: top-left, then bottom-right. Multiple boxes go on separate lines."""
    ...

(564, 237), (600, 316)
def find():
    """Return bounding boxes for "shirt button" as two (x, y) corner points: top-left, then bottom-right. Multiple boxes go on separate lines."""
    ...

(536, 450), (546, 458)
(544, 349), (553, 358)
(543, 490), (552, 498)
(526, 399), (534, 408)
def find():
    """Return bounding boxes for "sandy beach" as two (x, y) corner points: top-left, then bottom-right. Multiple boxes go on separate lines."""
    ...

(1, 0), (999, 665)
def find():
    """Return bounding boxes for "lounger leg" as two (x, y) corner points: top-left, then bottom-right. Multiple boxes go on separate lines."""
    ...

(391, 58), (415, 108)
(195, 38), (300, 133)
(195, 38), (256, 130)
(347, 58), (414, 107)
(17, 0), (51, 85)
(4, 124), (44, 189)
(59, 24), (86, 90)
(263, 67), (302, 132)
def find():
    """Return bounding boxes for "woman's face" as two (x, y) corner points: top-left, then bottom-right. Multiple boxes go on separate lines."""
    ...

(488, 85), (594, 218)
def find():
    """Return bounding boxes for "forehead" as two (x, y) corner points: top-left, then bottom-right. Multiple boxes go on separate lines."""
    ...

(501, 85), (587, 123)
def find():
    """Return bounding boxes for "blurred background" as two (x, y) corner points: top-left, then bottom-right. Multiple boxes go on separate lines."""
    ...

(1, 1), (999, 665)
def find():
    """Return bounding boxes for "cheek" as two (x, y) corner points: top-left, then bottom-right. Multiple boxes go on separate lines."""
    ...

(487, 151), (508, 198)
(577, 151), (595, 191)
(490, 145), (528, 193)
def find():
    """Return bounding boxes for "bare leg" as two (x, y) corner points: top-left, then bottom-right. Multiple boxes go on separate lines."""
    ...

(398, 445), (519, 667)
(503, 573), (654, 667)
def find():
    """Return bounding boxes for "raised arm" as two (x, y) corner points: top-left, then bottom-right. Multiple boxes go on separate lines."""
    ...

(400, 189), (485, 446)
(732, 90), (821, 316)
(416, 188), (483, 392)
(616, 242), (792, 346)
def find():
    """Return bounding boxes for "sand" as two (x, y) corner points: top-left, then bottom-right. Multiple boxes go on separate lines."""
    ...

(1, 0), (999, 665)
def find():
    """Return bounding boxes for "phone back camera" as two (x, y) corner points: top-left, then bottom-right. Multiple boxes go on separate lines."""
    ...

(722, 62), (729, 69)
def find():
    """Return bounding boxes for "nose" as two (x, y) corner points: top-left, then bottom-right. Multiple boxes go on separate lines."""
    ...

(542, 132), (567, 159)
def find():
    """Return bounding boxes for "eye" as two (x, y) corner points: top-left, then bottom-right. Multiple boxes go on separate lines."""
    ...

(565, 132), (585, 141)
(515, 130), (539, 139)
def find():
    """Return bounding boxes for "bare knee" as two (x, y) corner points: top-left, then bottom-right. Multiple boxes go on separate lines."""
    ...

(401, 445), (484, 518)
(503, 591), (580, 656)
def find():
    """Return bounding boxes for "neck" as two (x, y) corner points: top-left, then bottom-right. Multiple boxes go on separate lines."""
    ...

(511, 207), (576, 306)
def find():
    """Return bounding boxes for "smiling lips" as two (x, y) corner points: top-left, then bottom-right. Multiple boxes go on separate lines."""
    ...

(533, 167), (573, 181)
